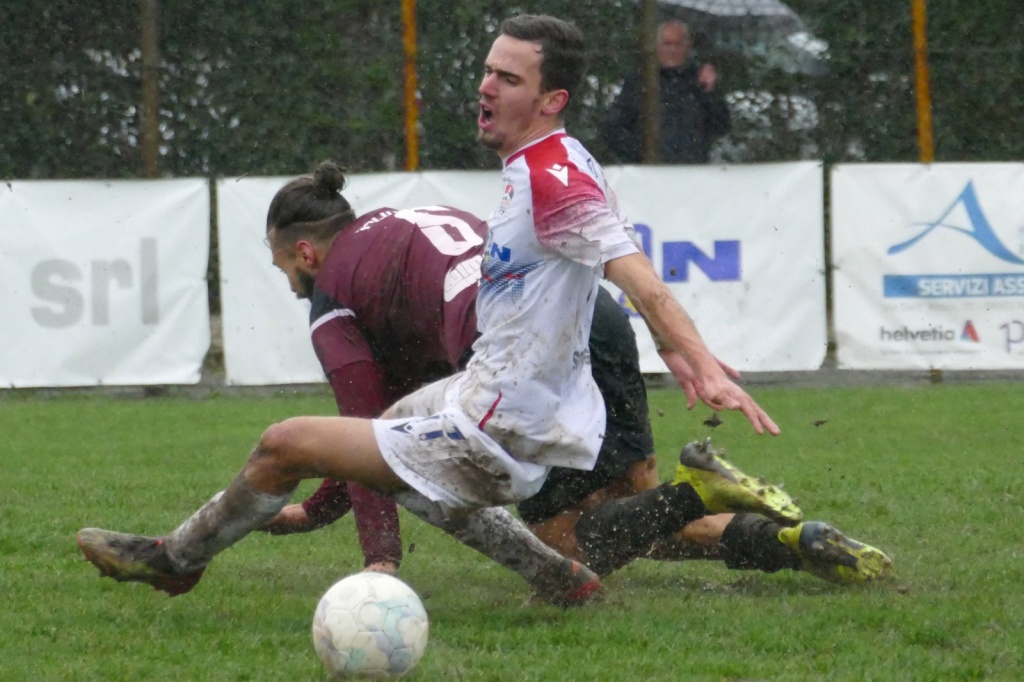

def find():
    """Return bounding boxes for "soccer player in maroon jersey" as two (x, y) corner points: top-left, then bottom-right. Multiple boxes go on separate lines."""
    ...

(77, 14), (890, 603)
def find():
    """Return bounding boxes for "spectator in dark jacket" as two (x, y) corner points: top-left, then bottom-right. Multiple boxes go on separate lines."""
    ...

(604, 20), (731, 164)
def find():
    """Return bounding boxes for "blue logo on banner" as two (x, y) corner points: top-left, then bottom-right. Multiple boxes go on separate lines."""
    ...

(631, 223), (740, 281)
(888, 181), (1024, 265)
(663, 240), (741, 282)
(884, 273), (1024, 298)
(884, 180), (1024, 299)
(617, 224), (741, 316)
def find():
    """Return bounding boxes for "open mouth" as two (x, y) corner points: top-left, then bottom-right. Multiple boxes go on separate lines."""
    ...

(478, 102), (494, 128)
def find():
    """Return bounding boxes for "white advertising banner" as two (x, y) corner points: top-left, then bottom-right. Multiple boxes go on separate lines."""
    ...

(217, 176), (324, 385)
(832, 163), (1024, 369)
(0, 179), (210, 387)
(218, 164), (826, 385)
(602, 162), (826, 372)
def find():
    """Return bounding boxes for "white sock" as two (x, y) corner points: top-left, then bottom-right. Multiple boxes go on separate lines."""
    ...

(395, 491), (563, 583)
(165, 473), (292, 572)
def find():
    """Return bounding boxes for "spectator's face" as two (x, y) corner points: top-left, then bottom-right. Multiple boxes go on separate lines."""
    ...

(657, 23), (691, 68)
(477, 35), (549, 157)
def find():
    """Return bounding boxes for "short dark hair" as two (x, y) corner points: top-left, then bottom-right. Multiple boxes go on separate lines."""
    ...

(265, 160), (356, 245)
(499, 14), (587, 99)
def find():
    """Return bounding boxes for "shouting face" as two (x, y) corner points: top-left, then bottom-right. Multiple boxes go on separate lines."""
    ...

(477, 34), (566, 158)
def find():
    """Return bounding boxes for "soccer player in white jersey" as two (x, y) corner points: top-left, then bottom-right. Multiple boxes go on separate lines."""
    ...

(77, 13), (791, 608)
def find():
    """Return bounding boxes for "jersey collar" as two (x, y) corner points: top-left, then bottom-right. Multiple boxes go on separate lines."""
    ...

(503, 129), (567, 167)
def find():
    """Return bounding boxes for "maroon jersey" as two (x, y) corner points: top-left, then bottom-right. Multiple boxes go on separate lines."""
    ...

(309, 205), (486, 415)
(300, 206), (487, 567)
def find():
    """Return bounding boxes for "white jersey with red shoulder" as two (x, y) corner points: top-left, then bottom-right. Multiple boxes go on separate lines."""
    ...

(456, 130), (639, 471)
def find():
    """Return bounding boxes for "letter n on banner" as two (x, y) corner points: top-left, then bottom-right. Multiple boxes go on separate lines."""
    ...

(662, 240), (741, 282)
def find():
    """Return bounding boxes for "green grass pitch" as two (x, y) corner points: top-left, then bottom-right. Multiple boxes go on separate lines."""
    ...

(2, 383), (1022, 680)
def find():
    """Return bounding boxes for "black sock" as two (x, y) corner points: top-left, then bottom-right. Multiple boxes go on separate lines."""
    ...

(719, 513), (802, 573)
(575, 483), (706, 576)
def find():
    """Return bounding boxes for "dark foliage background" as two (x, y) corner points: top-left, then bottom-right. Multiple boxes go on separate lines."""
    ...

(3, 1), (1020, 180)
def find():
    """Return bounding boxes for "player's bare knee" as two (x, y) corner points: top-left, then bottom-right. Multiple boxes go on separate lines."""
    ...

(252, 418), (305, 466)
(244, 419), (311, 488)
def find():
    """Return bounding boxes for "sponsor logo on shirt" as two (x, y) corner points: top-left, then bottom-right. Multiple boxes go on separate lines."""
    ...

(488, 240), (512, 263)
(546, 164), (569, 187)
(572, 347), (591, 369)
(496, 183), (515, 216)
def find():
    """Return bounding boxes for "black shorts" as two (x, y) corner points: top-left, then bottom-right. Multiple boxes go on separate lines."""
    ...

(517, 287), (655, 525)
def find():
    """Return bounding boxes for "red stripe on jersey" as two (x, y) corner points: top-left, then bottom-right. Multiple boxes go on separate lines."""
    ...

(520, 135), (611, 249)
(478, 391), (503, 430)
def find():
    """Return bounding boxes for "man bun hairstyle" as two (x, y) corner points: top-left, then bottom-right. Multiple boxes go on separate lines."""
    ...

(266, 160), (356, 242)
(311, 160), (346, 200)
(500, 14), (587, 100)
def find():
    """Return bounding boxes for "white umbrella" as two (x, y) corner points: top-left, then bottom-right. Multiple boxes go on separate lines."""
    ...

(657, 0), (828, 75)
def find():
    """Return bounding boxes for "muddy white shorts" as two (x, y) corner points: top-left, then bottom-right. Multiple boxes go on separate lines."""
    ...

(372, 373), (550, 509)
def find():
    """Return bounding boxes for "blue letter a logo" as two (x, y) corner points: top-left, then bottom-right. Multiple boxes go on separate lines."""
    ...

(888, 181), (1024, 264)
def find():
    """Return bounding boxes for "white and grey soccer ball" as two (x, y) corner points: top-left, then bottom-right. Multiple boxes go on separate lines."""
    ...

(312, 572), (429, 679)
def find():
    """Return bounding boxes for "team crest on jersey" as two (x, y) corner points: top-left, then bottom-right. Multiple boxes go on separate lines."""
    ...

(496, 183), (514, 215)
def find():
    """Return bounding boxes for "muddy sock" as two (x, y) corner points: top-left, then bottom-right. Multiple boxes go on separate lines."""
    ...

(719, 513), (802, 573)
(575, 482), (706, 576)
(396, 492), (579, 588)
(165, 471), (293, 572)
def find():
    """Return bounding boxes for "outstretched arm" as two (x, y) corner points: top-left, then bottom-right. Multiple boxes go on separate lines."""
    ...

(605, 252), (779, 435)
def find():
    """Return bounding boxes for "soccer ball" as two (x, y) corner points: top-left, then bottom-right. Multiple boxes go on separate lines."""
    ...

(312, 572), (429, 679)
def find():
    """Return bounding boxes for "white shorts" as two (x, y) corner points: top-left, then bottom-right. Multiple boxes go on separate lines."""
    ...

(372, 373), (550, 509)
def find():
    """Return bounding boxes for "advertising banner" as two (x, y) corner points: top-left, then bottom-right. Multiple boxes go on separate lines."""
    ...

(603, 162), (826, 373)
(832, 163), (1024, 369)
(218, 164), (827, 384)
(0, 179), (210, 387)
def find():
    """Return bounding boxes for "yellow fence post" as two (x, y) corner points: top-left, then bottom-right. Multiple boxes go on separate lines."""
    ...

(402, 0), (419, 171)
(912, 0), (934, 163)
